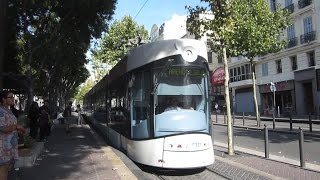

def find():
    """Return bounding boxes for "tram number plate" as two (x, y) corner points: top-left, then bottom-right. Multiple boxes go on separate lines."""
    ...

(192, 142), (202, 148)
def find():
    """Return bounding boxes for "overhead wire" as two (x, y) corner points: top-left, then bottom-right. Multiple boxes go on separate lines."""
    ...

(134, 0), (149, 19)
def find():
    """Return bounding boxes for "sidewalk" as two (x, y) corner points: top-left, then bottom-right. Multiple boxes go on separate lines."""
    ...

(9, 117), (320, 180)
(212, 143), (320, 180)
(8, 122), (136, 180)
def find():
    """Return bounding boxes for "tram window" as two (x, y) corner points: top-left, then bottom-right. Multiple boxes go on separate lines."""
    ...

(131, 71), (151, 139)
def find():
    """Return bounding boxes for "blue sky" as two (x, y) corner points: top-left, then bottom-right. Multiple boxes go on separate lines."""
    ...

(113, 0), (206, 32)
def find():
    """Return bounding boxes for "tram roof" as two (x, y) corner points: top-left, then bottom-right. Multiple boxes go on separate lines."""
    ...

(127, 39), (207, 71)
(108, 39), (207, 83)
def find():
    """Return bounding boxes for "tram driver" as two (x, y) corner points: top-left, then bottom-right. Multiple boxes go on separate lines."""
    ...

(165, 98), (182, 111)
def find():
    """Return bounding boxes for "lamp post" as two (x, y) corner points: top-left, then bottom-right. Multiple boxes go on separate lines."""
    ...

(270, 82), (276, 129)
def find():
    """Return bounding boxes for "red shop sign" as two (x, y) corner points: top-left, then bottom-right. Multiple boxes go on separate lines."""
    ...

(211, 67), (225, 86)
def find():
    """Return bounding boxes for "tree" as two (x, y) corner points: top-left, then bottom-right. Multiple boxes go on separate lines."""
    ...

(91, 15), (149, 81)
(187, 0), (289, 155)
(4, 0), (117, 108)
(74, 79), (95, 104)
(187, 0), (235, 155)
(228, 0), (289, 127)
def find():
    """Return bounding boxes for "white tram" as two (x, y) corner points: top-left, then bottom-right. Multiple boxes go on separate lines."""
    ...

(84, 39), (215, 169)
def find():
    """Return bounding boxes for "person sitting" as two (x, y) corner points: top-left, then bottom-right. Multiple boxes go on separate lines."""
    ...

(165, 98), (182, 111)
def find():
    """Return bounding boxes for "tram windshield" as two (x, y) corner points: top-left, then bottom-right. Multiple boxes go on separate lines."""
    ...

(154, 66), (209, 137)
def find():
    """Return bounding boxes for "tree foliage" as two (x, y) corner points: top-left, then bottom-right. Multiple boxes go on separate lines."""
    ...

(3, 0), (117, 107)
(187, 0), (290, 155)
(187, 0), (289, 58)
(74, 79), (94, 104)
(91, 15), (149, 81)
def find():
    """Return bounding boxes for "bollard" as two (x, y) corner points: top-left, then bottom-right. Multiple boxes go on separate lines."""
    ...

(309, 114), (312, 132)
(216, 111), (218, 123)
(242, 112), (245, 126)
(232, 111), (235, 125)
(264, 124), (269, 158)
(289, 114), (293, 131)
(272, 111), (276, 129)
(299, 127), (305, 168)
(232, 122), (234, 151)
(224, 111), (226, 124)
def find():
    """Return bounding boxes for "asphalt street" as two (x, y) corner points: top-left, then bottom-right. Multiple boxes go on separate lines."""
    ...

(213, 125), (320, 165)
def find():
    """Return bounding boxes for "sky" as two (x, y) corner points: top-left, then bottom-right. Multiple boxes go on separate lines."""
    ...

(87, 0), (206, 79)
(113, 0), (206, 32)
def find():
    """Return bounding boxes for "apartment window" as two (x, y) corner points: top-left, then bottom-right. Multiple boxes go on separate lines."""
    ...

(290, 56), (297, 70)
(307, 51), (315, 67)
(245, 64), (251, 79)
(287, 24), (295, 39)
(207, 52), (213, 63)
(230, 69), (234, 82)
(262, 63), (268, 76)
(241, 66), (245, 80)
(270, 0), (277, 11)
(276, 60), (282, 73)
(218, 55), (223, 63)
(285, 0), (294, 13)
(298, 0), (312, 9)
(237, 67), (241, 81)
(303, 16), (313, 34)
(285, 0), (292, 7)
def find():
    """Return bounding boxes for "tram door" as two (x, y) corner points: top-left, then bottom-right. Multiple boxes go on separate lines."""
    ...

(130, 71), (152, 139)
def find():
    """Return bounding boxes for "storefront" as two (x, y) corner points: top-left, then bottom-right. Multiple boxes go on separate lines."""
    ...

(259, 81), (295, 116)
(211, 67), (225, 112)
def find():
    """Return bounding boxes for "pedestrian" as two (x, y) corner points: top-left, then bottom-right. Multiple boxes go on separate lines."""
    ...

(28, 102), (40, 139)
(39, 100), (50, 141)
(76, 104), (82, 125)
(63, 102), (72, 133)
(0, 90), (24, 180)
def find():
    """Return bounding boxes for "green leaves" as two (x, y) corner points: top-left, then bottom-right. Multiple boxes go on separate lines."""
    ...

(187, 0), (290, 59)
(91, 15), (149, 81)
(5, 0), (117, 104)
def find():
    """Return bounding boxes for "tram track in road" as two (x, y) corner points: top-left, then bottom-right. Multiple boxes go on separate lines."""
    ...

(150, 167), (229, 180)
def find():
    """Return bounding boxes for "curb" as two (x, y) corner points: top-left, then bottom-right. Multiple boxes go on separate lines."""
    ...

(214, 141), (320, 173)
(213, 122), (320, 138)
(215, 156), (285, 180)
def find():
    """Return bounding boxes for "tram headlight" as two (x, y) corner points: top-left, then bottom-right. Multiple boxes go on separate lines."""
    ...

(182, 47), (197, 62)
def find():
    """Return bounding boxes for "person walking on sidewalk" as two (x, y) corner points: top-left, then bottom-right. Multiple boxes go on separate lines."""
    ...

(39, 100), (50, 141)
(76, 104), (82, 125)
(0, 90), (23, 180)
(63, 102), (72, 133)
(28, 102), (40, 139)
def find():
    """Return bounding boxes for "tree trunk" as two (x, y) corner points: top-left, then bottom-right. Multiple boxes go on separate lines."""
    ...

(0, 0), (7, 89)
(251, 60), (260, 127)
(223, 46), (234, 155)
(26, 41), (34, 109)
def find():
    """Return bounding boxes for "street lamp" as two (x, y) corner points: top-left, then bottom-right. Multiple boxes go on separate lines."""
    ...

(270, 82), (276, 129)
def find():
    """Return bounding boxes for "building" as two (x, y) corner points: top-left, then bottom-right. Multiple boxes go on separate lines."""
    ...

(230, 0), (320, 116)
(150, 13), (225, 111)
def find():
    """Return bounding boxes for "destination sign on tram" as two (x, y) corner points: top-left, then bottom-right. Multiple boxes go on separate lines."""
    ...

(168, 68), (205, 77)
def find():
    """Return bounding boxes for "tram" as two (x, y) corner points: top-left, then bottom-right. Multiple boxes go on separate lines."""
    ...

(83, 39), (214, 169)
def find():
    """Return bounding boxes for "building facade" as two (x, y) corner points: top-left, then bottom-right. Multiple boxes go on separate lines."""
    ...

(230, 0), (320, 116)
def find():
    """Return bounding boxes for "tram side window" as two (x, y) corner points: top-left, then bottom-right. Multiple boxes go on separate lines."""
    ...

(131, 71), (151, 139)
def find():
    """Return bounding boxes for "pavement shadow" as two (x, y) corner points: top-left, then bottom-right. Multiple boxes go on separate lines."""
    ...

(9, 121), (114, 180)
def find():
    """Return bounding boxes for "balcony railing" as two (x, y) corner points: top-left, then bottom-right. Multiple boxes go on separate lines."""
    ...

(285, 4), (294, 14)
(300, 31), (316, 44)
(298, 0), (312, 9)
(287, 37), (298, 48)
